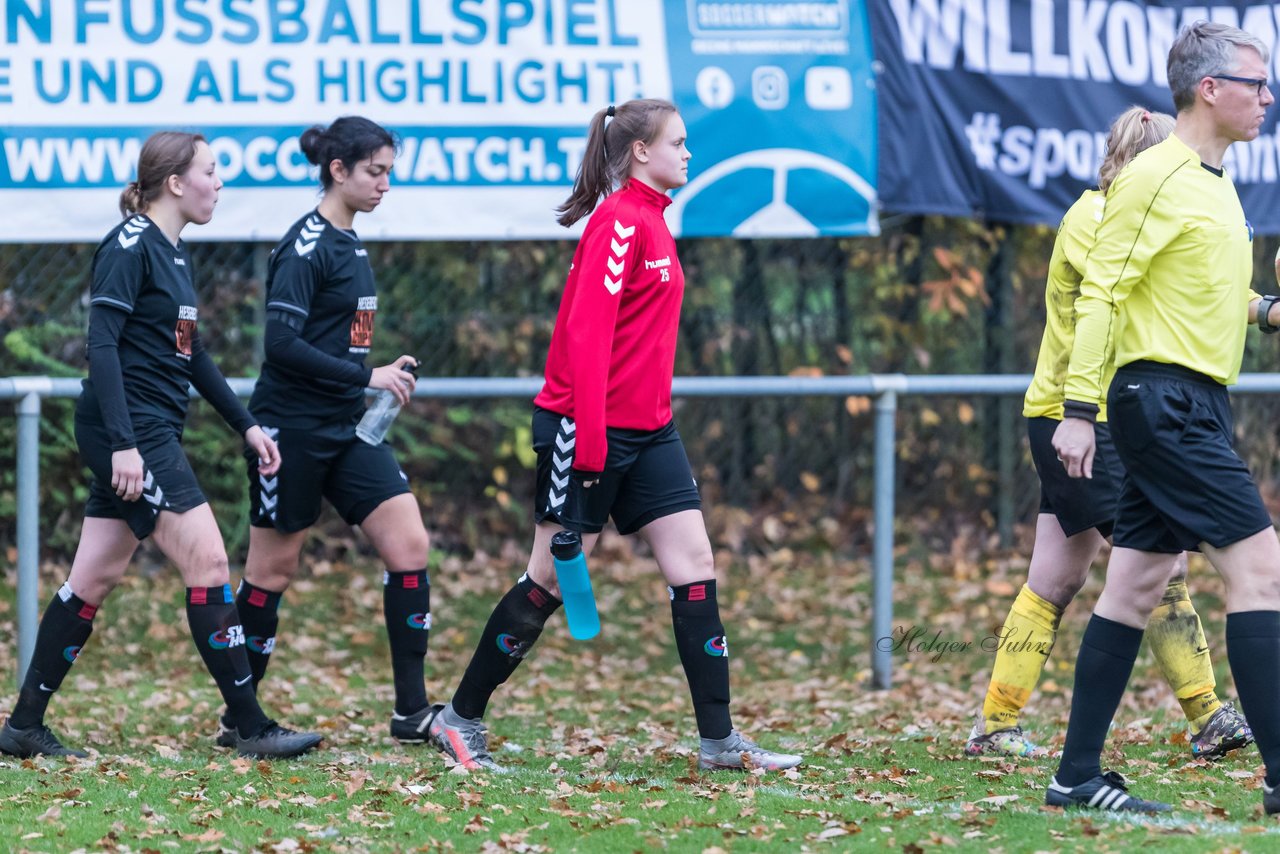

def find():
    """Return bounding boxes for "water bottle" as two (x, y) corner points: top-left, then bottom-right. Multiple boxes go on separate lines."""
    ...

(355, 363), (416, 445)
(551, 531), (600, 640)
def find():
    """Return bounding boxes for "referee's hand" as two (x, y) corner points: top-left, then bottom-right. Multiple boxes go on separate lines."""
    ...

(1052, 417), (1096, 479)
(111, 448), (145, 502)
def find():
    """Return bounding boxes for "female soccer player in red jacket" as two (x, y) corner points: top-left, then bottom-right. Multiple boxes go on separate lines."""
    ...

(426, 99), (803, 773)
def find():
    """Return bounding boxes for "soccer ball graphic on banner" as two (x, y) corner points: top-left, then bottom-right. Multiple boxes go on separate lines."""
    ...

(668, 148), (878, 237)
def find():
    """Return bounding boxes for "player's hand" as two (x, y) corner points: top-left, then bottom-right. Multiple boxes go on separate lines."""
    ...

(1052, 417), (1096, 480)
(572, 468), (602, 489)
(244, 425), (281, 477)
(369, 355), (418, 406)
(111, 448), (145, 501)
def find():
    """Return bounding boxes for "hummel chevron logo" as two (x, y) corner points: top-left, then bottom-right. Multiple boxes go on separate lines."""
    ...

(294, 215), (325, 257)
(604, 219), (633, 295)
(260, 426), (279, 439)
(259, 476), (278, 491)
(142, 470), (166, 507)
(546, 417), (575, 514)
(117, 216), (150, 249)
(261, 494), (278, 511)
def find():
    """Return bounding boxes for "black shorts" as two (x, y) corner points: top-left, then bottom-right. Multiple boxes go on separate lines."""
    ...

(76, 417), (206, 540)
(1108, 361), (1273, 553)
(247, 421), (411, 533)
(1028, 416), (1124, 538)
(532, 407), (702, 536)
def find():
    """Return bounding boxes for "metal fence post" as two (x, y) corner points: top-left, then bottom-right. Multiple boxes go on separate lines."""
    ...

(16, 390), (42, 687)
(871, 379), (902, 690)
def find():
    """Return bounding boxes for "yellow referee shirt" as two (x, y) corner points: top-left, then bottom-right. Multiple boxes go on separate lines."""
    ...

(1024, 189), (1108, 422)
(1064, 133), (1255, 409)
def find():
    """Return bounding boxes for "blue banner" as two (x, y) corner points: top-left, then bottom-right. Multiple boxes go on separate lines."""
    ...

(871, 1), (1280, 231)
(0, 1), (877, 242)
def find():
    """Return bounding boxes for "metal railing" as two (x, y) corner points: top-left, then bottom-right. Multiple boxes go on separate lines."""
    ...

(16, 372), (1278, 689)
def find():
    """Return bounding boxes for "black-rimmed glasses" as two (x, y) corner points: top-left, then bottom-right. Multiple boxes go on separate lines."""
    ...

(1211, 74), (1271, 96)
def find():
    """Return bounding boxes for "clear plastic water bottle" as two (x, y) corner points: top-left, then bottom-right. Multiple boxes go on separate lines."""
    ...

(550, 531), (600, 640)
(355, 363), (416, 445)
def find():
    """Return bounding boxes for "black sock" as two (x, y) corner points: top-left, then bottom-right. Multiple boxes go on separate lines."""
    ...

(235, 580), (282, 688)
(1226, 611), (1280, 788)
(9, 583), (97, 730)
(452, 575), (561, 720)
(670, 580), (733, 739)
(185, 585), (269, 737)
(383, 569), (431, 716)
(1055, 615), (1143, 787)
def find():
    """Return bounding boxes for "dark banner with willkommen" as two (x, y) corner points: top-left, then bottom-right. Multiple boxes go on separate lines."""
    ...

(871, 1), (1280, 231)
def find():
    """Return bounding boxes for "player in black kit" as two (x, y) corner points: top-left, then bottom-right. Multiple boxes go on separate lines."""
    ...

(212, 117), (433, 747)
(0, 132), (321, 759)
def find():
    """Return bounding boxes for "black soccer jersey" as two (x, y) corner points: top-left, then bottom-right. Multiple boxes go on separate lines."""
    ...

(81, 214), (200, 434)
(249, 210), (378, 426)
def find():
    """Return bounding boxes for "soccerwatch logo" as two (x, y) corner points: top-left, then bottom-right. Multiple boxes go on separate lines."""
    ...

(63, 645), (81, 662)
(704, 636), (729, 657)
(209, 625), (246, 649)
(407, 613), (432, 630)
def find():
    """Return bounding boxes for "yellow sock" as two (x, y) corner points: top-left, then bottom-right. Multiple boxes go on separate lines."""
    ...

(982, 584), (1062, 731)
(1147, 579), (1220, 729)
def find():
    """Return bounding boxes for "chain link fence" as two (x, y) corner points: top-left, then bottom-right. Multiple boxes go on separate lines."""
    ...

(5, 219), (1280, 560)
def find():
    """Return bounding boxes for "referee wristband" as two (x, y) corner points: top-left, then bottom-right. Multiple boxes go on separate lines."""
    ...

(1259, 294), (1280, 334)
(1062, 400), (1099, 423)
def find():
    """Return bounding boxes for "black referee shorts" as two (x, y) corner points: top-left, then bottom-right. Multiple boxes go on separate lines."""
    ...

(75, 416), (207, 540)
(1027, 416), (1123, 538)
(1108, 361), (1273, 553)
(532, 406), (702, 536)
(247, 420), (410, 533)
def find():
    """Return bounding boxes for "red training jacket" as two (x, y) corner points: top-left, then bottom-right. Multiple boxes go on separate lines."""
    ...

(534, 180), (685, 473)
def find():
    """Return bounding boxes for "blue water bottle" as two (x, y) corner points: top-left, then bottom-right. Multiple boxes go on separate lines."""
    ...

(551, 531), (600, 640)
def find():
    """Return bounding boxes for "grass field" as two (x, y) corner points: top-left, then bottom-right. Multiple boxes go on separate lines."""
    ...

(1, 525), (1278, 852)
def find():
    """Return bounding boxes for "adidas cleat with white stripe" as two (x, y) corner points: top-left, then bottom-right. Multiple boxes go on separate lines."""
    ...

(1045, 770), (1170, 813)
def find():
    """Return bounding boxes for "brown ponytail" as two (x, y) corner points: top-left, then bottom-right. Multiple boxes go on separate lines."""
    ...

(556, 98), (678, 227)
(118, 131), (206, 218)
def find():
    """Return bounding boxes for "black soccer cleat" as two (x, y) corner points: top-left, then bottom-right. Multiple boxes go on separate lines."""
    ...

(1045, 770), (1171, 813)
(235, 721), (322, 759)
(390, 703), (443, 744)
(0, 722), (88, 758)
(214, 714), (237, 749)
(1264, 780), (1280, 816)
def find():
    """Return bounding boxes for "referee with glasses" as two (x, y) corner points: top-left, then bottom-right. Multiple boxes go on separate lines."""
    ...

(1049, 21), (1280, 815)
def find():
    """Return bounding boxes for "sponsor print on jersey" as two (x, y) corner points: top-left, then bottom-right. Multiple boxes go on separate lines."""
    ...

(646, 255), (673, 283)
(350, 295), (377, 353)
(175, 305), (197, 360)
(208, 625), (246, 650)
(704, 635), (729, 657)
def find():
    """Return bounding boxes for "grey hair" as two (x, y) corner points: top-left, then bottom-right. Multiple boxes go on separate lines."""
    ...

(1167, 21), (1271, 112)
